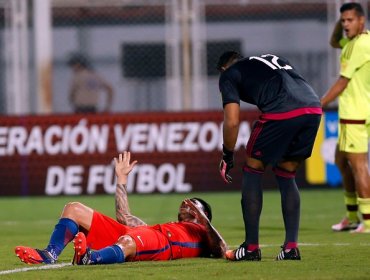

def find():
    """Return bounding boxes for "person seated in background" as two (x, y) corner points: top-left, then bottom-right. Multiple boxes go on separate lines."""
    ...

(15, 152), (228, 265)
(68, 53), (114, 114)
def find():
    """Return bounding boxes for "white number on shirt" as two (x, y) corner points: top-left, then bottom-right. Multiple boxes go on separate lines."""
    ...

(249, 54), (293, 70)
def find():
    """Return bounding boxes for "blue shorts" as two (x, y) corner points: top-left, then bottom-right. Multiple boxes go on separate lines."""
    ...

(246, 114), (321, 165)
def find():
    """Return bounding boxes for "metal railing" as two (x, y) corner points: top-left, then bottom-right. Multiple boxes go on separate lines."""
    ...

(0, 0), (368, 114)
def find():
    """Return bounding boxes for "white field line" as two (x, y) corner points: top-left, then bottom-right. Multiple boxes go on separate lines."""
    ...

(230, 242), (370, 248)
(0, 262), (72, 275)
(2, 242), (370, 275)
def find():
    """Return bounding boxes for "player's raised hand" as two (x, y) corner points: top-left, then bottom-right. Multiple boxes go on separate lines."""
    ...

(114, 152), (138, 184)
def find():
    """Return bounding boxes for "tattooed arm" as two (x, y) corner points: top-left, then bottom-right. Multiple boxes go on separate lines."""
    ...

(114, 152), (147, 227)
(184, 199), (228, 258)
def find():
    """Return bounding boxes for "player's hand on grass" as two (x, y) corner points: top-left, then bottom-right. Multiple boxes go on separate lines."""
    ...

(114, 151), (138, 184)
(219, 145), (234, 184)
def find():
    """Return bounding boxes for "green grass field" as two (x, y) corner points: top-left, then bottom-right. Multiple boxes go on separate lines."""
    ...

(0, 189), (369, 279)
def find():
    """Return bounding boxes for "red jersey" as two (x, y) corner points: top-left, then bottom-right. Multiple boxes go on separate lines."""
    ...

(152, 222), (209, 259)
(86, 211), (209, 261)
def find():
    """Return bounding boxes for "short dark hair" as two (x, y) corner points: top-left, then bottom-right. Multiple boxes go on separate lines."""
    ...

(190, 197), (212, 222)
(216, 51), (243, 72)
(340, 2), (364, 17)
(67, 53), (92, 69)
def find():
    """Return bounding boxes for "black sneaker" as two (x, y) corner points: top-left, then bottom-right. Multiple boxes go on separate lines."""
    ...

(275, 246), (301, 261)
(225, 243), (261, 261)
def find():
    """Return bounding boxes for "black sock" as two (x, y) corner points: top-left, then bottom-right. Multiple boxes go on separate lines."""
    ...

(241, 167), (263, 247)
(274, 169), (300, 244)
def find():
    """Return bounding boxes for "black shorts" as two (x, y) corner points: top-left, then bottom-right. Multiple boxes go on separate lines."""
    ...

(246, 114), (321, 165)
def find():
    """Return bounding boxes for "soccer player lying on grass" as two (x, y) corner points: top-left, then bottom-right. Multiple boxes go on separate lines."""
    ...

(15, 151), (228, 265)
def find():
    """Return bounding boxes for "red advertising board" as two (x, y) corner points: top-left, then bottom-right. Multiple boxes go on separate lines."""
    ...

(0, 110), (306, 196)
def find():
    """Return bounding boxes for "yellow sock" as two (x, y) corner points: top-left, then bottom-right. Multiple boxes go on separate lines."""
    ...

(344, 192), (359, 222)
(358, 197), (370, 229)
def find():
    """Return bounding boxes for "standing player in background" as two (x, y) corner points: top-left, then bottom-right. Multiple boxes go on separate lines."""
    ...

(217, 51), (321, 261)
(68, 53), (114, 114)
(321, 2), (370, 233)
(15, 152), (227, 265)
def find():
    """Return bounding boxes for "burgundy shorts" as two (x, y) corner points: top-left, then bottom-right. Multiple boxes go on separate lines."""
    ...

(246, 114), (321, 165)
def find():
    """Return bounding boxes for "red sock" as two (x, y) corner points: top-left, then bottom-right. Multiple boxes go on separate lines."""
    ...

(285, 242), (297, 250)
(247, 244), (259, 251)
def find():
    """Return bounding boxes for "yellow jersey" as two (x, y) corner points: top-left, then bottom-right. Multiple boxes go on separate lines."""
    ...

(339, 30), (370, 121)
